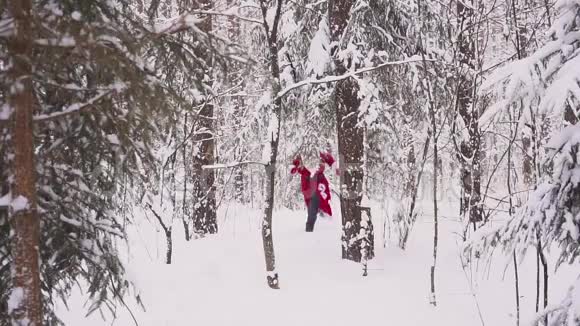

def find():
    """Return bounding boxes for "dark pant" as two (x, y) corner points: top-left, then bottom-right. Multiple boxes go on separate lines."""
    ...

(306, 192), (320, 232)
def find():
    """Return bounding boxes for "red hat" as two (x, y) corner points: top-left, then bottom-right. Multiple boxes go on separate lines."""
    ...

(319, 152), (335, 166)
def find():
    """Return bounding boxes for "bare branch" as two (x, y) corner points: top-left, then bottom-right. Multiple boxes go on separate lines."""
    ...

(146, 203), (170, 235)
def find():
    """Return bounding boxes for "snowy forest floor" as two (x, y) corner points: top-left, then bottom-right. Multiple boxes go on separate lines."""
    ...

(58, 199), (576, 326)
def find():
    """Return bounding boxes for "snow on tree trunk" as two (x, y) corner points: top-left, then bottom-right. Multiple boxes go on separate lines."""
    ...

(456, 0), (483, 226)
(226, 1), (246, 204)
(193, 101), (218, 235)
(193, 0), (218, 236)
(6, 0), (43, 323)
(426, 62), (439, 309)
(400, 135), (431, 250)
(258, 0), (284, 289)
(360, 207), (375, 276)
(522, 132), (534, 186)
(261, 97), (282, 289)
(336, 78), (365, 262)
(329, 0), (369, 263)
(262, 159), (279, 289)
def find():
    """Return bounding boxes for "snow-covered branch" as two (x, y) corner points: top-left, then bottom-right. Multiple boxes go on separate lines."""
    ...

(150, 8), (261, 36)
(34, 37), (76, 47)
(202, 161), (268, 170)
(0, 18), (14, 37)
(529, 275), (580, 326)
(194, 10), (262, 25)
(33, 85), (125, 122)
(151, 13), (204, 35)
(276, 56), (432, 100)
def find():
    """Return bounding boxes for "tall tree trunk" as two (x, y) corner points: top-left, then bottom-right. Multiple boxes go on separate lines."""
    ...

(416, 2), (438, 303)
(182, 115), (191, 241)
(536, 246), (540, 313)
(262, 154), (280, 289)
(234, 165), (245, 203)
(7, 0), (43, 323)
(336, 79), (365, 262)
(456, 0), (483, 225)
(522, 133), (534, 185)
(507, 102), (520, 326)
(513, 251), (520, 326)
(259, 0), (284, 289)
(425, 62), (438, 309)
(508, 5), (550, 321)
(429, 137), (439, 307)
(226, 0), (246, 203)
(261, 55), (282, 290)
(510, 0), (535, 188)
(329, 0), (369, 263)
(147, 205), (173, 264)
(232, 98), (245, 204)
(0, 128), (8, 219)
(233, 108), (245, 203)
(192, 0), (218, 235)
(193, 104), (218, 235)
(165, 229), (173, 264)
(538, 240), (549, 325)
(401, 135), (431, 249)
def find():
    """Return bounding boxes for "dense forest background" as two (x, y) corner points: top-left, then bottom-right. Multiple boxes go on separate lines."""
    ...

(1, 0), (579, 325)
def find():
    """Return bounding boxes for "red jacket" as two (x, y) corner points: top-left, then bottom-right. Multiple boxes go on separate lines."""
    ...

(291, 152), (334, 216)
(295, 166), (332, 216)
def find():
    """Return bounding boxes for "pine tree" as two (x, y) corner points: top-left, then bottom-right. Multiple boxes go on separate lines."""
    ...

(0, 0), (233, 322)
(4, 0), (42, 323)
(472, 0), (580, 324)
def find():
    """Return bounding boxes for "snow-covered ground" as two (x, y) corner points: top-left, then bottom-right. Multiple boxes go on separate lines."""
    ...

(58, 199), (576, 325)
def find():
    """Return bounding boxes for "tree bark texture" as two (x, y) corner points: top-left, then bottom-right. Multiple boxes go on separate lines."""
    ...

(193, 103), (218, 235)
(360, 207), (375, 276)
(262, 160), (279, 289)
(428, 85), (439, 308)
(538, 240), (549, 325)
(513, 251), (520, 326)
(509, 0), (536, 189)
(456, 0), (483, 224)
(259, 0), (283, 289)
(192, 0), (218, 235)
(330, 0), (369, 263)
(400, 135), (431, 249)
(507, 103), (520, 326)
(261, 72), (282, 288)
(336, 78), (365, 262)
(227, 0), (246, 203)
(7, 0), (43, 323)
(148, 205), (173, 264)
(166, 229), (173, 264)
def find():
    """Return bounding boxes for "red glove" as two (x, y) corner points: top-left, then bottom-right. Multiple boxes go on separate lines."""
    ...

(319, 152), (335, 167)
(290, 155), (301, 174)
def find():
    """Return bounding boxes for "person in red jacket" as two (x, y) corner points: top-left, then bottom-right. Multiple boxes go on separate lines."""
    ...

(291, 152), (335, 232)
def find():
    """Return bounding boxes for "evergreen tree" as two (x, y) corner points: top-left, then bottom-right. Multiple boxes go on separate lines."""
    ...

(0, 0), (233, 322)
(471, 0), (580, 323)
